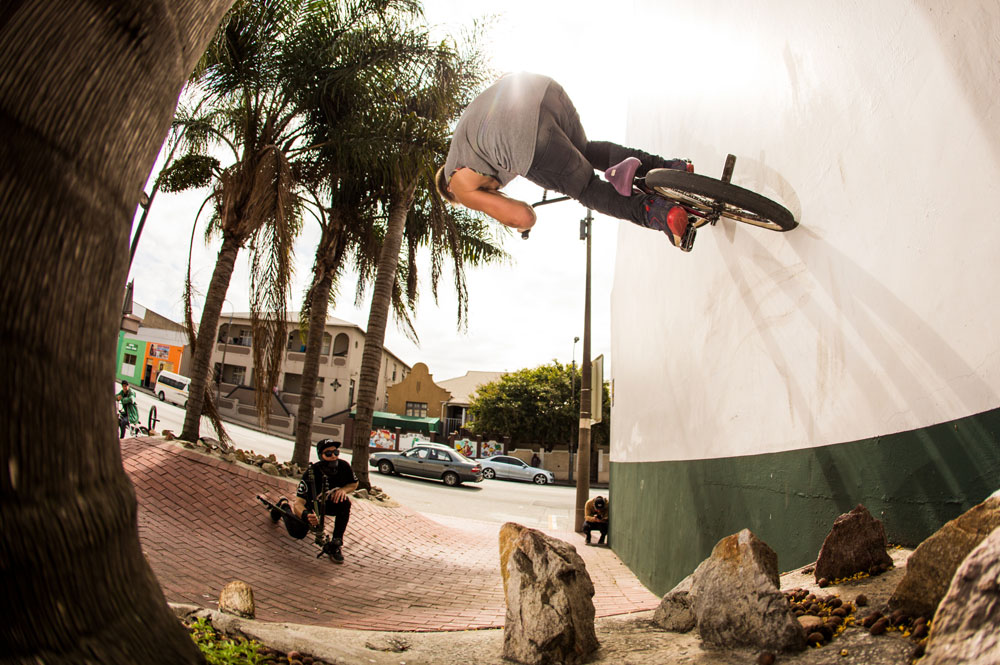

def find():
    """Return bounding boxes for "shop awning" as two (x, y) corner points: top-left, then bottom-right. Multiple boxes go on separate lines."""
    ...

(351, 410), (440, 434)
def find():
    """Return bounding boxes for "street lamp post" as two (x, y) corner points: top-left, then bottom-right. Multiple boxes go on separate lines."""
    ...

(216, 300), (235, 404)
(569, 335), (579, 483)
(574, 209), (594, 533)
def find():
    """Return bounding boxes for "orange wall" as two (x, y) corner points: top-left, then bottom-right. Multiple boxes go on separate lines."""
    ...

(143, 343), (184, 384)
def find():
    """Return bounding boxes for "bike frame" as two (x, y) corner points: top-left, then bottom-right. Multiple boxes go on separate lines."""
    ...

(529, 154), (740, 251)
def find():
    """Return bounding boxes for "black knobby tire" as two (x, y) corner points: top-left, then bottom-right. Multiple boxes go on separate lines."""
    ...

(148, 405), (158, 432)
(645, 169), (796, 231)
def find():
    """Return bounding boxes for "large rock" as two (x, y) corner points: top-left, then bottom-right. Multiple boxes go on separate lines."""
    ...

(921, 525), (1000, 665)
(691, 529), (806, 652)
(889, 496), (1000, 618)
(652, 574), (696, 632)
(814, 504), (893, 582)
(499, 523), (598, 665)
(218, 580), (255, 619)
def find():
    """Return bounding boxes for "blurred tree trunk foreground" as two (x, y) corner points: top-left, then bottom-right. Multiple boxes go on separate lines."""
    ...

(0, 1), (232, 662)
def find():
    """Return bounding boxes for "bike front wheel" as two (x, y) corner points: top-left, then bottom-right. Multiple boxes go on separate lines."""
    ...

(645, 169), (797, 232)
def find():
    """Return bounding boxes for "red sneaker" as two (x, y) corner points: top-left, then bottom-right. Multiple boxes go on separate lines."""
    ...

(644, 196), (690, 249)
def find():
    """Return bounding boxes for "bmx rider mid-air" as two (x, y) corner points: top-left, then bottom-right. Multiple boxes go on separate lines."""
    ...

(436, 71), (693, 248)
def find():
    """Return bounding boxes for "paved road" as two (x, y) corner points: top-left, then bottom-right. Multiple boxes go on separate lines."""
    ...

(372, 471), (593, 532)
(121, 386), (606, 531)
(121, 386), (299, 460)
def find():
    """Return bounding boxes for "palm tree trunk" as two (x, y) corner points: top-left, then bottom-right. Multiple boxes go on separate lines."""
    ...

(0, 1), (231, 662)
(350, 182), (417, 488)
(292, 229), (343, 465)
(180, 235), (241, 442)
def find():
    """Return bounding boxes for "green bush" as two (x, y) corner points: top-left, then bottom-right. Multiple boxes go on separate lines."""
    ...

(187, 617), (268, 665)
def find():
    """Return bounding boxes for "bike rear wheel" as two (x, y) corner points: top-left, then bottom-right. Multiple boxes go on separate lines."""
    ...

(645, 169), (796, 231)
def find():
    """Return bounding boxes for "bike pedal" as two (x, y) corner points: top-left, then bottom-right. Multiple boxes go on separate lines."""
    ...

(681, 226), (696, 252)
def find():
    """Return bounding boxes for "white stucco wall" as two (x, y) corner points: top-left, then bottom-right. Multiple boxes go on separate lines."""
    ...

(611, 1), (1000, 463)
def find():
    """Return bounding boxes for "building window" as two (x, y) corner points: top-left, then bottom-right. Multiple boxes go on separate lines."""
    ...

(283, 373), (303, 395)
(333, 333), (349, 357)
(405, 401), (428, 417)
(287, 330), (306, 352)
(123, 353), (137, 365)
(218, 364), (245, 385)
(235, 328), (252, 347)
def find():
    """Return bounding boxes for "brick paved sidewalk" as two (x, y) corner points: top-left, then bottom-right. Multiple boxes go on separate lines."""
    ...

(123, 437), (658, 631)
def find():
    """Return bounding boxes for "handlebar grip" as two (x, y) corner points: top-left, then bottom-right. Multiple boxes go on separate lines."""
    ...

(521, 229), (530, 239)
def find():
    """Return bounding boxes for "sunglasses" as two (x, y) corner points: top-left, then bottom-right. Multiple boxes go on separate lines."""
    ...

(321, 448), (340, 457)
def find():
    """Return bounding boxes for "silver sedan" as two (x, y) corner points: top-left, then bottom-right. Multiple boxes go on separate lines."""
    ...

(370, 444), (483, 487)
(479, 455), (555, 485)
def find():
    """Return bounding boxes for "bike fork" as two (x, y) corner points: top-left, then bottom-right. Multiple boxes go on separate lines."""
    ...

(680, 154), (737, 253)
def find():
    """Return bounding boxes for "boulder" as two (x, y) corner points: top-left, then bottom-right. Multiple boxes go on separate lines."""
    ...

(162, 429), (175, 440)
(921, 526), (1000, 665)
(260, 462), (278, 475)
(652, 574), (696, 632)
(218, 580), (255, 619)
(499, 523), (598, 665)
(814, 504), (893, 582)
(889, 496), (1000, 617)
(691, 529), (806, 652)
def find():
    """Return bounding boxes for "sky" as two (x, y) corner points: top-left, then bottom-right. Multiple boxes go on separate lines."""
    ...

(128, 0), (636, 383)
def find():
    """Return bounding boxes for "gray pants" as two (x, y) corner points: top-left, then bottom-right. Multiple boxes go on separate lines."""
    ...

(525, 82), (675, 226)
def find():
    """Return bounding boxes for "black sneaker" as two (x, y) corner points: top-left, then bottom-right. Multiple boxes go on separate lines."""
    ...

(270, 497), (289, 523)
(326, 538), (344, 564)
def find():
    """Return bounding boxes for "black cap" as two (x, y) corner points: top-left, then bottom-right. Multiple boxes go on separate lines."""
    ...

(315, 439), (340, 457)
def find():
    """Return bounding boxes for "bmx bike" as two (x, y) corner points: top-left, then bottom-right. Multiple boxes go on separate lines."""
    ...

(530, 153), (796, 251)
(117, 403), (156, 438)
(118, 405), (142, 439)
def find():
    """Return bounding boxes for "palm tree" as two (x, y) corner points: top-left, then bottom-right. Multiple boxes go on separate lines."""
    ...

(0, 1), (232, 661)
(174, 0), (318, 443)
(346, 41), (505, 487)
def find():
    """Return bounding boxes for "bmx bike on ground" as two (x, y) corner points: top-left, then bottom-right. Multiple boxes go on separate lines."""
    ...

(530, 153), (797, 250)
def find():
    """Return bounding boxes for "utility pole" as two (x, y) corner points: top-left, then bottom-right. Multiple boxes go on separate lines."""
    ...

(574, 209), (593, 532)
(568, 335), (579, 483)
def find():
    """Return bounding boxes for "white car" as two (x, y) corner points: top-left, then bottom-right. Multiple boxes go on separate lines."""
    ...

(479, 455), (555, 485)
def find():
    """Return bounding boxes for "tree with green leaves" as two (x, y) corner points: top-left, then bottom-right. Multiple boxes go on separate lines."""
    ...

(281, 0), (430, 465)
(0, 1), (233, 661)
(342, 32), (508, 488)
(469, 362), (611, 451)
(169, 0), (319, 443)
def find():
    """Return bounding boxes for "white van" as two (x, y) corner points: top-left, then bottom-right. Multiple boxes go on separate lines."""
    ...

(154, 370), (191, 407)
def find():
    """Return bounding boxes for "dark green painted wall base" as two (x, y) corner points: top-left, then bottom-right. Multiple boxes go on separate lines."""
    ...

(609, 407), (1000, 597)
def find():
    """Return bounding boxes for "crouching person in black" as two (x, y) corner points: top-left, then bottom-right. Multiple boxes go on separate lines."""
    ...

(271, 439), (358, 563)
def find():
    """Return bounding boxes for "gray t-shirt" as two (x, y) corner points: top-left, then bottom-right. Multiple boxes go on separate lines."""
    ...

(444, 72), (553, 188)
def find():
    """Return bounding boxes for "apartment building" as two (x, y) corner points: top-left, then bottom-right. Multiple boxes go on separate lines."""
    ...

(211, 312), (410, 443)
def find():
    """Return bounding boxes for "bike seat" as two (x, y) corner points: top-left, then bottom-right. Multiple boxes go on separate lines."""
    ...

(604, 157), (641, 196)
